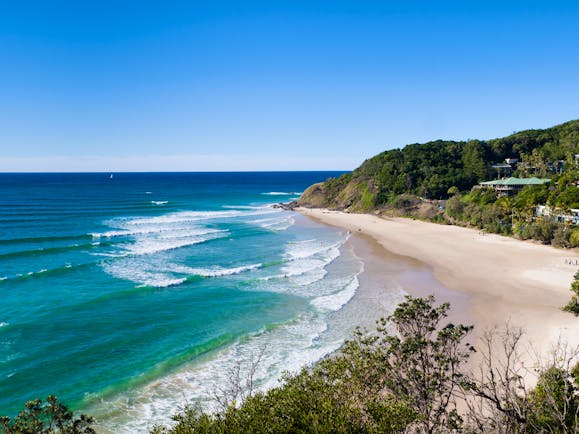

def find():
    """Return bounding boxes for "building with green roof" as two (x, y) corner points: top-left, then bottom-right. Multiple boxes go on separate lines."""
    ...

(479, 177), (550, 196)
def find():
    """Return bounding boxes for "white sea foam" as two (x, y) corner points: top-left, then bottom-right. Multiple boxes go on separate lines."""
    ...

(221, 205), (264, 210)
(261, 191), (302, 196)
(105, 257), (259, 288)
(90, 207), (363, 433)
(266, 219), (295, 231)
(121, 231), (228, 256)
(122, 209), (279, 226)
(90, 312), (341, 434)
(138, 276), (187, 288)
(311, 276), (359, 311)
(151, 201), (168, 205)
(95, 208), (279, 242)
(24, 269), (48, 277)
(103, 262), (187, 288)
(170, 263), (262, 278)
(0, 322), (8, 328)
(255, 238), (347, 293)
(96, 206), (277, 287)
(92, 252), (126, 258)
(280, 239), (343, 286)
(91, 228), (167, 238)
(285, 239), (343, 260)
(250, 216), (295, 232)
(157, 229), (227, 241)
(92, 226), (212, 239)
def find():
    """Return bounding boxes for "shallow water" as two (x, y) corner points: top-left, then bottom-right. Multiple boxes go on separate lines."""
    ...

(0, 172), (399, 431)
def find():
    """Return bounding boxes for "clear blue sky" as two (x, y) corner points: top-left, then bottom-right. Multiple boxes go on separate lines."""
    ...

(1, 0), (578, 171)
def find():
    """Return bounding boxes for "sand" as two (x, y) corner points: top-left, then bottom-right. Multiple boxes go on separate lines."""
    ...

(299, 208), (579, 369)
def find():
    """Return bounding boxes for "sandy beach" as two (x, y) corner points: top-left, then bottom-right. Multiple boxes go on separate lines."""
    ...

(299, 208), (579, 370)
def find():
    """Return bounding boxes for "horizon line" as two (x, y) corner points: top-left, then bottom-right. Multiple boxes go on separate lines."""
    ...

(0, 170), (351, 174)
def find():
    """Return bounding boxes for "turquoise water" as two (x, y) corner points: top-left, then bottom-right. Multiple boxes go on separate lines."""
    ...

(0, 172), (365, 432)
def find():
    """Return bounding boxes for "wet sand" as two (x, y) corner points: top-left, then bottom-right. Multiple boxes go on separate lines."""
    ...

(300, 208), (579, 369)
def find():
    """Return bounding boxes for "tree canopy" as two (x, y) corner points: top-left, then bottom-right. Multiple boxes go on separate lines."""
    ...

(299, 119), (579, 208)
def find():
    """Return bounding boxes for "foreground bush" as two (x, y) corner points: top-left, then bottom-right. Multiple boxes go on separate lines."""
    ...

(152, 296), (475, 433)
(5, 297), (578, 433)
(153, 296), (579, 434)
(0, 396), (94, 434)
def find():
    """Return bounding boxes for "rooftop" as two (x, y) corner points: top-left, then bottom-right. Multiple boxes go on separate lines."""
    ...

(480, 177), (551, 186)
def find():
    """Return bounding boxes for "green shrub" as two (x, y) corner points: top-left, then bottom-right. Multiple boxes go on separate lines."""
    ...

(528, 367), (579, 432)
(552, 226), (571, 248)
(445, 195), (464, 219)
(154, 296), (474, 434)
(527, 219), (558, 244)
(569, 228), (579, 247)
(0, 396), (94, 434)
(563, 271), (579, 315)
(360, 185), (376, 211)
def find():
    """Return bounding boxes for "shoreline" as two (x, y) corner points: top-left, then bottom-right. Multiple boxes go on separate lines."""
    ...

(299, 208), (579, 369)
(91, 213), (416, 433)
(341, 231), (472, 331)
(90, 208), (577, 432)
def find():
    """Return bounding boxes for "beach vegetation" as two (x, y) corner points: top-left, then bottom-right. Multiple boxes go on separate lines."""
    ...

(463, 325), (579, 433)
(360, 184), (376, 210)
(552, 225), (571, 248)
(0, 396), (94, 434)
(152, 296), (579, 433)
(527, 366), (579, 432)
(527, 219), (559, 244)
(446, 186), (459, 197)
(569, 228), (579, 248)
(563, 271), (579, 315)
(152, 295), (474, 433)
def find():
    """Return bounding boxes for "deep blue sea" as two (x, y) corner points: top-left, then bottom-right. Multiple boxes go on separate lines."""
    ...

(0, 172), (366, 432)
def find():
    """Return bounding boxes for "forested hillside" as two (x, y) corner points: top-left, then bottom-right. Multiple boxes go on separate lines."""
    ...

(299, 119), (579, 210)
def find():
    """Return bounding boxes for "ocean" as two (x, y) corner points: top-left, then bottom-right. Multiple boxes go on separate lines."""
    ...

(0, 171), (376, 432)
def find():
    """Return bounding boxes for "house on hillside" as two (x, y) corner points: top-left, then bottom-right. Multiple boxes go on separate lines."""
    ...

(491, 163), (513, 178)
(491, 158), (519, 179)
(536, 205), (579, 224)
(478, 177), (551, 197)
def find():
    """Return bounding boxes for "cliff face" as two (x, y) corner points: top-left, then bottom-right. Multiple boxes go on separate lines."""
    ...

(298, 183), (331, 208)
(299, 178), (377, 212)
(299, 119), (579, 212)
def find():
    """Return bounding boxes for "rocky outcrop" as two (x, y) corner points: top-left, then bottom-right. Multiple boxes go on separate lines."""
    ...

(297, 183), (332, 209)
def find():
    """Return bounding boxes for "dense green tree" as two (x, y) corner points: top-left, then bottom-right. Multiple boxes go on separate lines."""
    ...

(0, 396), (94, 434)
(462, 140), (489, 183)
(513, 185), (548, 212)
(300, 119), (579, 211)
(527, 367), (579, 432)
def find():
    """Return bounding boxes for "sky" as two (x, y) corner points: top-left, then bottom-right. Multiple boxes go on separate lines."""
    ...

(0, 0), (578, 172)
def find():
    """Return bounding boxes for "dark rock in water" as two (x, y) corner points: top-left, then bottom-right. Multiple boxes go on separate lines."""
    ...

(272, 201), (298, 210)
